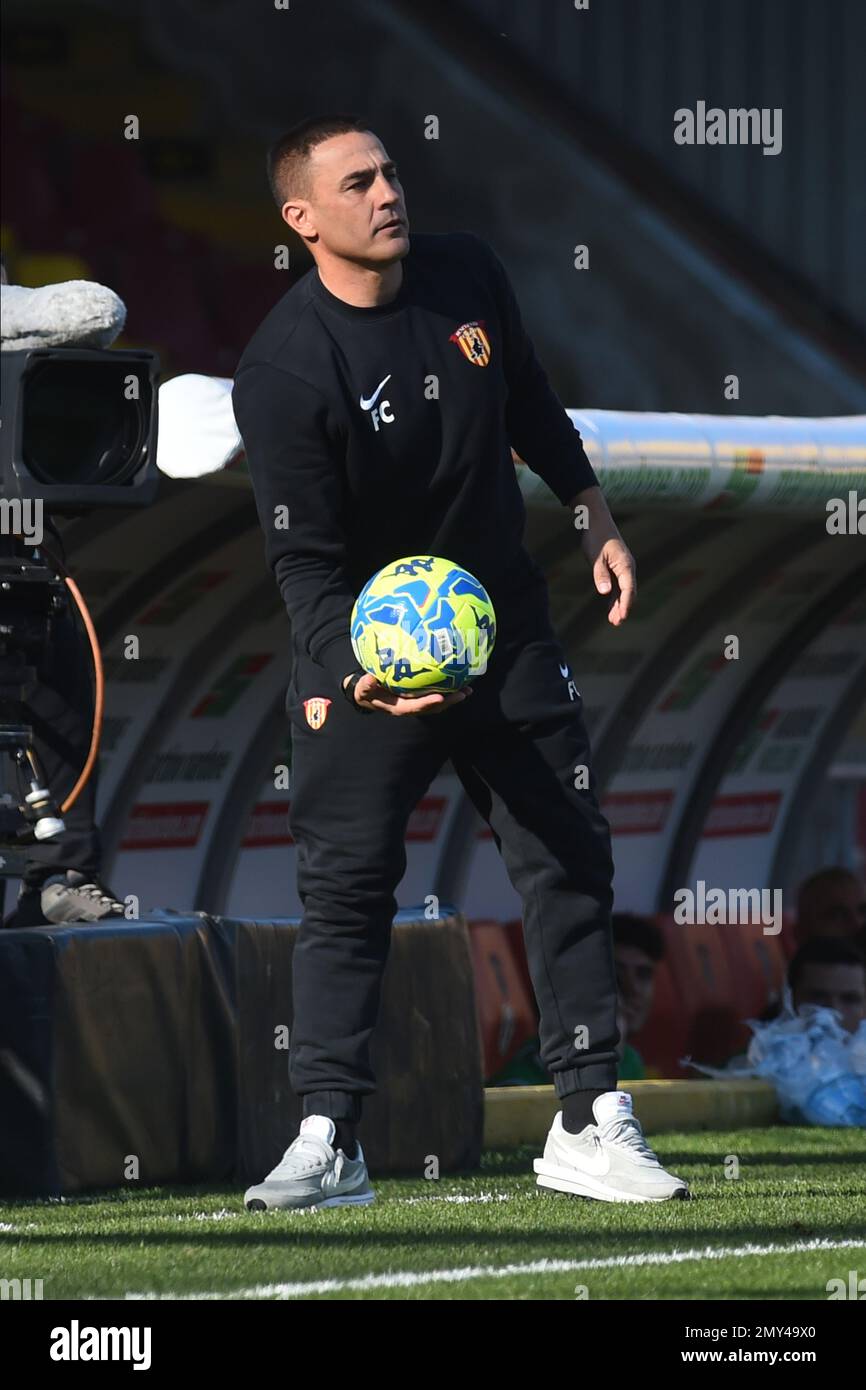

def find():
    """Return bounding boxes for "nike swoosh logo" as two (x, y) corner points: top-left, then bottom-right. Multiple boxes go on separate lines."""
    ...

(359, 374), (392, 410)
(566, 1143), (611, 1177)
(559, 663), (569, 678)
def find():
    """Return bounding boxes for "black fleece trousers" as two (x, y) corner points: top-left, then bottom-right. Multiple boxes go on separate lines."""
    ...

(286, 576), (620, 1124)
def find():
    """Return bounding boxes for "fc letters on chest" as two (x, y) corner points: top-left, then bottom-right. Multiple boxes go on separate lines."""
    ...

(351, 317), (499, 444)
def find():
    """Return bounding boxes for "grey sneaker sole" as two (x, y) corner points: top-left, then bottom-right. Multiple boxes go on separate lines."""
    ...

(245, 1188), (376, 1212)
(533, 1158), (690, 1203)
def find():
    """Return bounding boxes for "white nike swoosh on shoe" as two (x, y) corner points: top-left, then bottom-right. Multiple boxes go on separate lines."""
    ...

(359, 374), (392, 410)
(560, 1142), (611, 1177)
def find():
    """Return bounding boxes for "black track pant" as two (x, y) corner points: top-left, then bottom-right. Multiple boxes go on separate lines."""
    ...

(287, 578), (619, 1124)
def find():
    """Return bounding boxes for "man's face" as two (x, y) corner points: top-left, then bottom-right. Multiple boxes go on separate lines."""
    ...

(615, 944), (657, 1035)
(793, 962), (866, 1034)
(288, 130), (409, 265)
(799, 878), (866, 941)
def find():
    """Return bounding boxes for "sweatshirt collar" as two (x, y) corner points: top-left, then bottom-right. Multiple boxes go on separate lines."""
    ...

(311, 253), (410, 321)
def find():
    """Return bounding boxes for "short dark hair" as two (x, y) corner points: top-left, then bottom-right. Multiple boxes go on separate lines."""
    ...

(797, 865), (860, 917)
(611, 912), (665, 962)
(266, 113), (370, 208)
(789, 936), (866, 993)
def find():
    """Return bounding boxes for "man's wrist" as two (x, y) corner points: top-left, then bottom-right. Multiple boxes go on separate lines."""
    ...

(567, 483), (609, 517)
(341, 668), (373, 712)
(568, 484), (621, 546)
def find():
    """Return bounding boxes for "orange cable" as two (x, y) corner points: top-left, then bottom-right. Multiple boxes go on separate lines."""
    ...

(20, 539), (103, 814)
(57, 571), (103, 813)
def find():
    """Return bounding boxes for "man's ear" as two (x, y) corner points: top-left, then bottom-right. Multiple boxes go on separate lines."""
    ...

(283, 201), (315, 242)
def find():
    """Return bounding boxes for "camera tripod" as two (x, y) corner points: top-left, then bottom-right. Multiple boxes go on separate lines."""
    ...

(0, 538), (67, 903)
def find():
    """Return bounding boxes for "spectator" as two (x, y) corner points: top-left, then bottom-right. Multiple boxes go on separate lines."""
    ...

(788, 937), (866, 1035)
(795, 867), (866, 947)
(750, 934), (866, 1034)
(612, 913), (665, 1080)
(489, 911), (666, 1086)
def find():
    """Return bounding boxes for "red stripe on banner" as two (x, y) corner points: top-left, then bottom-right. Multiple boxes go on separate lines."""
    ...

(120, 801), (210, 849)
(703, 791), (782, 837)
(406, 795), (447, 841)
(601, 790), (675, 835)
(242, 801), (293, 848)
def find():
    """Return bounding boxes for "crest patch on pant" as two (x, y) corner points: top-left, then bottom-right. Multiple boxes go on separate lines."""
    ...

(303, 697), (332, 729)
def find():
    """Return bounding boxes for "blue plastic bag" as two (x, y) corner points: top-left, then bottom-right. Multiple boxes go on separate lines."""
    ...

(686, 997), (866, 1127)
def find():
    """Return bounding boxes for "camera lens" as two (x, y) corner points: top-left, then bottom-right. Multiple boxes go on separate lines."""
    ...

(21, 360), (148, 486)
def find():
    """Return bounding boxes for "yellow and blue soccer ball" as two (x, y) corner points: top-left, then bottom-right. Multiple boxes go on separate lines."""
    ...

(350, 556), (497, 694)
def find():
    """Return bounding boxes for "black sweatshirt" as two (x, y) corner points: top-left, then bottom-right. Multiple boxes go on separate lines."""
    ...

(231, 232), (598, 687)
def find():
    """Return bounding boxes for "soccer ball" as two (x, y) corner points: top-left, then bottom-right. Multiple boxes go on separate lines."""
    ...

(350, 556), (497, 694)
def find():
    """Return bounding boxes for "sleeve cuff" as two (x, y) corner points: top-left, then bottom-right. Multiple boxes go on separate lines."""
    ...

(315, 633), (361, 689)
(547, 454), (599, 506)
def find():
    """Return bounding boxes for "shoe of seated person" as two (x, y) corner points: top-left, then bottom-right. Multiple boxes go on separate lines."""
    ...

(40, 870), (127, 924)
(2, 883), (50, 930)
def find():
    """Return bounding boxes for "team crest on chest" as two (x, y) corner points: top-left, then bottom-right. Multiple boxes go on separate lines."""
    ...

(449, 319), (491, 367)
(303, 697), (332, 729)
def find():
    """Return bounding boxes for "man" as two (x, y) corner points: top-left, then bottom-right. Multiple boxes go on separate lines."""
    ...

(488, 911), (664, 1084)
(745, 936), (866, 1047)
(795, 867), (866, 948)
(613, 913), (666, 1080)
(789, 937), (866, 1035)
(232, 114), (689, 1208)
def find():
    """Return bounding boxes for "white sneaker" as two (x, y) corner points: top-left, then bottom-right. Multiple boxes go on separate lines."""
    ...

(244, 1115), (376, 1212)
(533, 1091), (691, 1203)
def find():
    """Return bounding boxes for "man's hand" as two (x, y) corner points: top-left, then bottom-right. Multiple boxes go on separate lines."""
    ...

(568, 484), (636, 626)
(342, 671), (472, 716)
(589, 534), (635, 626)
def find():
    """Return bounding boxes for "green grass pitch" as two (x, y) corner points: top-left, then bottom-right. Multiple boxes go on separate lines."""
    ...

(2, 1127), (865, 1300)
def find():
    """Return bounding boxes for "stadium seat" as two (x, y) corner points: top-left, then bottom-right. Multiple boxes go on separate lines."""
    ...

(628, 955), (690, 1079)
(502, 917), (539, 1023)
(468, 919), (537, 1083)
(630, 916), (749, 1075)
(66, 142), (163, 237)
(720, 924), (787, 1023)
(14, 252), (92, 287)
(113, 245), (218, 372)
(1, 82), (278, 376)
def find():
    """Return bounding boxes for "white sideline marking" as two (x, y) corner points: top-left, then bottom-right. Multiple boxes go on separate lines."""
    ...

(394, 1191), (512, 1206)
(171, 1208), (235, 1222)
(122, 1236), (866, 1300)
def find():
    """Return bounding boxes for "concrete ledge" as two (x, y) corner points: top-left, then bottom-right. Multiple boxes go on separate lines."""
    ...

(484, 1080), (779, 1148)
